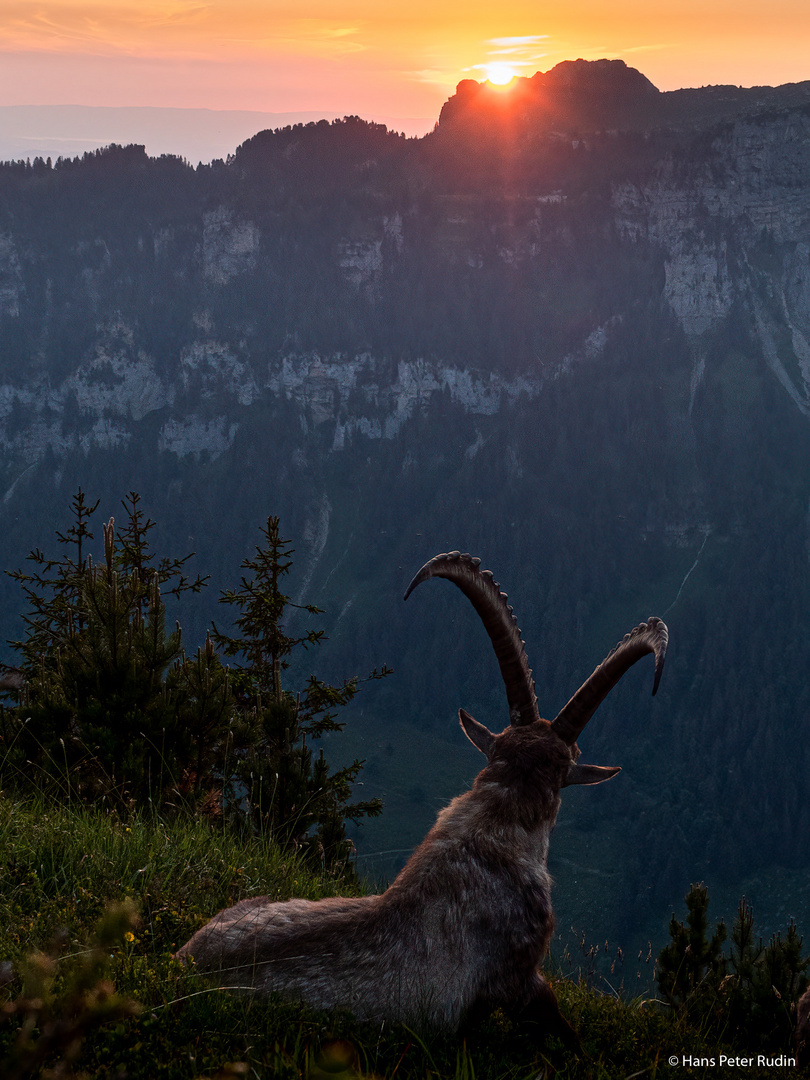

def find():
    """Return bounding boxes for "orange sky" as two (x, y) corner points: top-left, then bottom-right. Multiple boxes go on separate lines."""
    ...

(0, 1), (807, 121)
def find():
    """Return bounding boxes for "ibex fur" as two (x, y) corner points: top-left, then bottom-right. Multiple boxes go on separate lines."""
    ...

(176, 552), (668, 1043)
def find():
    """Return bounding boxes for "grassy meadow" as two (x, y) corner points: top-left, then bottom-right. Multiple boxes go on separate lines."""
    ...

(0, 792), (803, 1079)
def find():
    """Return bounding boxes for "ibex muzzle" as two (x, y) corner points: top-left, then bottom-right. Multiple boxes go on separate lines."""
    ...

(176, 552), (667, 1043)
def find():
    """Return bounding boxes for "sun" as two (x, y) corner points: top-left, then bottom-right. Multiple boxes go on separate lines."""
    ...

(484, 62), (516, 86)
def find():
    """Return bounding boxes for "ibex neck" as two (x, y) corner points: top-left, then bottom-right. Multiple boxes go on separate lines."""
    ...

(397, 783), (557, 888)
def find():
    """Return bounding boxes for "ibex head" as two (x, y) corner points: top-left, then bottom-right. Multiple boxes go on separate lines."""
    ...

(404, 551), (667, 795)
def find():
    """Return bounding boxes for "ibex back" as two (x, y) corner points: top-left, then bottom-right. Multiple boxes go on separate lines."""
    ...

(176, 552), (668, 1042)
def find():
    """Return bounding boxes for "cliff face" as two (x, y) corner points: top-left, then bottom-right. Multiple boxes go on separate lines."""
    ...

(611, 109), (810, 420)
(4, 104), (810, 465)
(0, 339), (587, 467)
(2, 83), (810, 477)
(2, 73), (810, 959)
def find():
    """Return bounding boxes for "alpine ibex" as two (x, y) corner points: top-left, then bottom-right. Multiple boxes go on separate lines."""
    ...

(176, 552), (668, 1042)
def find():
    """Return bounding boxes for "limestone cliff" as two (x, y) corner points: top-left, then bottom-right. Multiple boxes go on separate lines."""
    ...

(2, 99), (810, 469)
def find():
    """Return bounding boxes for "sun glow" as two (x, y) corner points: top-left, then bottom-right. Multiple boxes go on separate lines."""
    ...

(484, 62), (516, 86)
(0, 2), (804, 118)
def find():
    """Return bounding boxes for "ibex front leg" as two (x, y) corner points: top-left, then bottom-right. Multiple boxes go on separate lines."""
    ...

(516, 972), (582, 1052)
(464, 973), (581, 1052)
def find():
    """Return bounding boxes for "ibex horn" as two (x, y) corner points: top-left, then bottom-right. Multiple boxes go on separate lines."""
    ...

(404, 551), (540, 727)
(551, 617), (668, 746)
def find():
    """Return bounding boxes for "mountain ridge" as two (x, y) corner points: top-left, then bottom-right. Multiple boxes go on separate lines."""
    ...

(439, 58), (810, 136)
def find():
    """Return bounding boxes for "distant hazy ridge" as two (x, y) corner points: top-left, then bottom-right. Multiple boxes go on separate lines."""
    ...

(0, 104), (435, 165)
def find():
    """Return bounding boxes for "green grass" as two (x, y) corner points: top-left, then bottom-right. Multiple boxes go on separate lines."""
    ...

(0, 793), (802, 1079)
(0, 791), (346, 960)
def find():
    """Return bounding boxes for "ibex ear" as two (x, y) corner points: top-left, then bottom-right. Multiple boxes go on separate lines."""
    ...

(459, 708), (496, 758)
(563, 762), (621, 787)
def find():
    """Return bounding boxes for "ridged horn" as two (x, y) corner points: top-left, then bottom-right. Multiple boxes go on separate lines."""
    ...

(551, 617), (668, 746)
(404, 551), (539, 727)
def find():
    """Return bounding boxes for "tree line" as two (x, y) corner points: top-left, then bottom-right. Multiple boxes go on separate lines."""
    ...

(0, 491), (386, 876)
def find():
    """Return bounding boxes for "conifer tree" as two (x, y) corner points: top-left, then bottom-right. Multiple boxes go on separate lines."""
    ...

(6, 492), (217, 804)
(658, 884), (809, 1049)
(657, 882), (726, 1008)
(212, 515), (386, 874)
(8, 488), (99, 662)
(723, 899), (809, 1048)
(169, 633), (238, 798)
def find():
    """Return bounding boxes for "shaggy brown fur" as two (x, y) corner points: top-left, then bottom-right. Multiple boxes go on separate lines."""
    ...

(176, 554), (667, 1046)
(179, 722), (597, 1042)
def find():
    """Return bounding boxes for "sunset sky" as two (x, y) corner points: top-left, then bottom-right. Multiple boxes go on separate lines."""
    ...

(0, 0), (808, 123)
